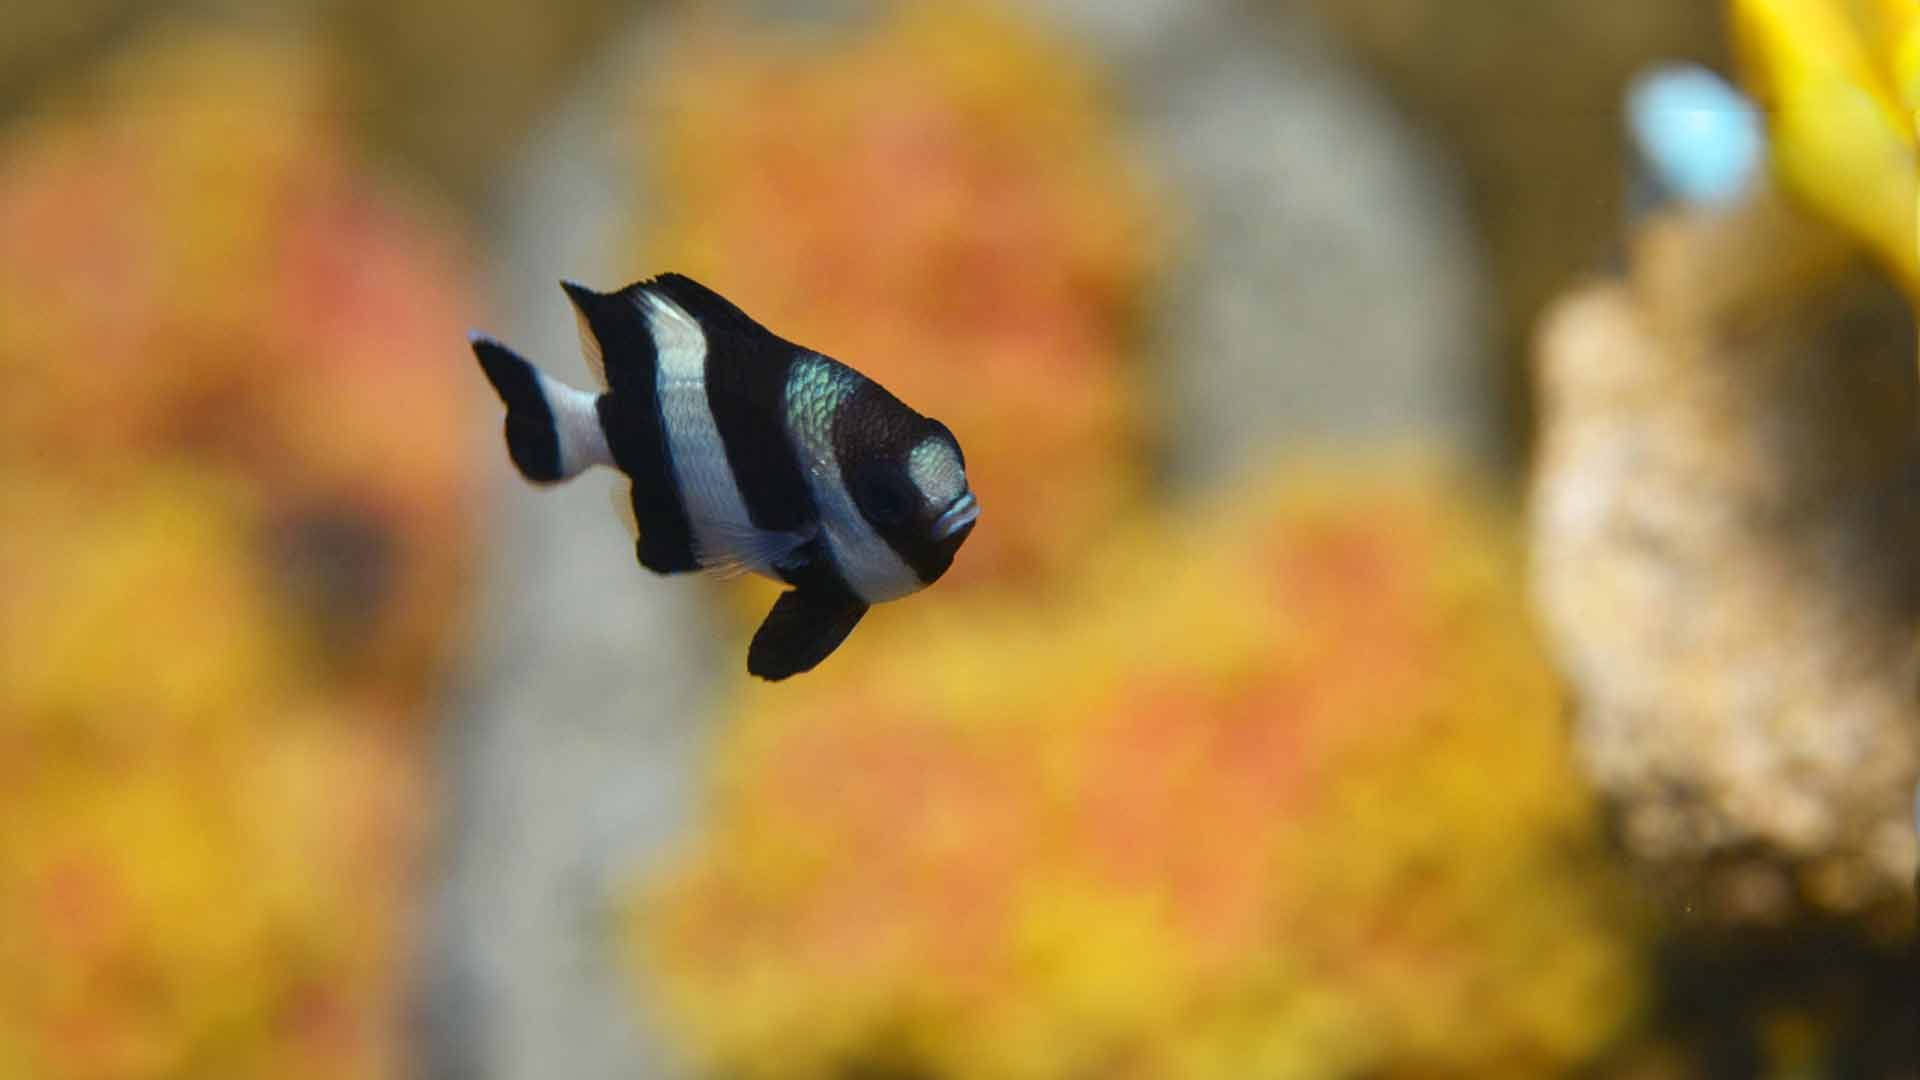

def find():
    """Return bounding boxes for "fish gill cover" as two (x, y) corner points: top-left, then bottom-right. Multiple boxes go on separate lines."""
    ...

(635, 465), (1645, 1080)
(0, 33), (480, 1079)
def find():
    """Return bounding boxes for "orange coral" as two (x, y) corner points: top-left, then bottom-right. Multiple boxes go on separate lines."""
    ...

(0, 472), (432, 1080)
(0, 32), (479, 689)
(635, 2), (1160, 593)
(639, 462), (1644, 1079)
(0, 33), (479, 1079)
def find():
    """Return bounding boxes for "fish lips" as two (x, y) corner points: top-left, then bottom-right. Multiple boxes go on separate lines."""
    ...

(932, 491), (979, 542)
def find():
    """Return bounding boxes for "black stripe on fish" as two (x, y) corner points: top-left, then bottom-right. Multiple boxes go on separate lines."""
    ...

(831, 378), (954, 586)
(564, 280), (701, 575)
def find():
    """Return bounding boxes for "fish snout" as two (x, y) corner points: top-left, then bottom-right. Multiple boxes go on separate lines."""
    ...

(932, 491), (979, 541)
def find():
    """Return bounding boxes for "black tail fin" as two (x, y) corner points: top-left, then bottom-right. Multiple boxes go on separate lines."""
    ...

(471, 334), (566, 483)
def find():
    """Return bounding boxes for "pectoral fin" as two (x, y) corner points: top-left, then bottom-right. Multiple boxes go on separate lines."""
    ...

(747, 588), (868, 681)
(693, 519), (815, 581)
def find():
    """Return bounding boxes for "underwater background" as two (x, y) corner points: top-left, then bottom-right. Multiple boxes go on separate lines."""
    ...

(1, 0), (1915, 1077)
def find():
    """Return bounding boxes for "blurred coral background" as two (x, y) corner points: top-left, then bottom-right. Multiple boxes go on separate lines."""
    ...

(1, 1), (1914, 1078)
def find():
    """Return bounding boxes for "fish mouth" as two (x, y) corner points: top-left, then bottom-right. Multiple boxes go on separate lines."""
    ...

(932, 491), (979, 541)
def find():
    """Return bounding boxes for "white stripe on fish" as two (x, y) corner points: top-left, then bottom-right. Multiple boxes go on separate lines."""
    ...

(646, 291), (764, 574)
(539, 368), (611, 479)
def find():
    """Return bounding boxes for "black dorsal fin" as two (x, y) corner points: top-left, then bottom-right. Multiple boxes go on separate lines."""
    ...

(563, 273), (797, 389)
(560, 279), (655, 396)
(640, 273), (777, 340)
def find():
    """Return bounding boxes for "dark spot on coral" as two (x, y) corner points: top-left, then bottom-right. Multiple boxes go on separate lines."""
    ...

(831, 1027), (942, 1080)
(1631, 913), (1918, 1078)
(266, 502), (399, 663)
(837, 1056), (939, 1080)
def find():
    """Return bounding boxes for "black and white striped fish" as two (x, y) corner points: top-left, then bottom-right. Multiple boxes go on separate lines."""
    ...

(470, 273), (978, 681)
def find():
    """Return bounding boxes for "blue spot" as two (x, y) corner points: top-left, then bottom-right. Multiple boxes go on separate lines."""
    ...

(1626, 63), (1766, 209)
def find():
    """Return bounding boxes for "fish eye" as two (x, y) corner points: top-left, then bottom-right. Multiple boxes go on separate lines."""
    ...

(856, 466), (918, 527)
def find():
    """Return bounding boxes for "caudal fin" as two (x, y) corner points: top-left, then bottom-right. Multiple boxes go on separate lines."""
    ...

(470, 333), (611, 484)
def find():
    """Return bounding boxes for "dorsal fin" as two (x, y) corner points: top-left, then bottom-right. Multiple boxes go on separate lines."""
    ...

(640, 273), (782, 343)
(561, 274), (796, 395)
(568, 300), (608, 390)
(560, 280), (655, 396)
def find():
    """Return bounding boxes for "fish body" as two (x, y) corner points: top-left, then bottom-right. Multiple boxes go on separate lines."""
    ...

(471, 273), (977, 680)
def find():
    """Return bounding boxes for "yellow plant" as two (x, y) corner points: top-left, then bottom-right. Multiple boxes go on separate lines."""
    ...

(1731, 0), (1920, 298)
(636, 462), (1645, 1079)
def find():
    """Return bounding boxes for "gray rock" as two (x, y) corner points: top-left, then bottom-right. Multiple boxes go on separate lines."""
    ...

(1530, 195), (1920, 920)
(1030, 0), (1499, 487)
(417, 22), (705, 1080)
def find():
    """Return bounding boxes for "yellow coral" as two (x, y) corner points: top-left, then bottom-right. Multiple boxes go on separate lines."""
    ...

(1731, 0), (1920, 298)
(0, 31), (479, 687)
(636, 462), (1644, 1078)
(0, 32), (478, 1080)
(635, 1), (1160, 592)
(0, 469), (296, 756)
(0, 474), (427, 1080)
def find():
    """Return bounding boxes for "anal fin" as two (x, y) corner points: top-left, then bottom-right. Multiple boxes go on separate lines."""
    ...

(609, 479), (641, 539)
(747, 589), (868, 680)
